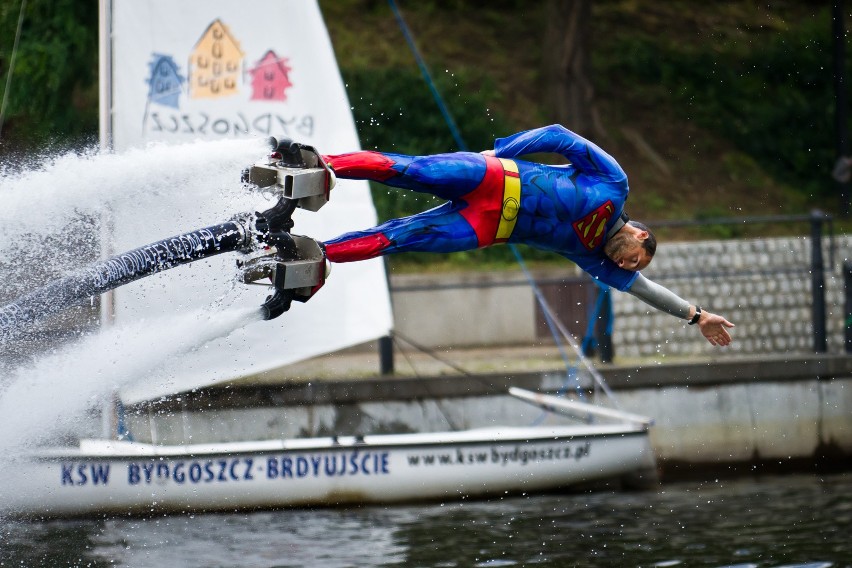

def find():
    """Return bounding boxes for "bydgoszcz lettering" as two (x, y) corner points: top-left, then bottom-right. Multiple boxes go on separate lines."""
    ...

(146, 111), (314, 138)
(127, 458), (256, 485)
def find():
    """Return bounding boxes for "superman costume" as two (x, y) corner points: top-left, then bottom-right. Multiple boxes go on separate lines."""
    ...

(323, 124), (638, 291)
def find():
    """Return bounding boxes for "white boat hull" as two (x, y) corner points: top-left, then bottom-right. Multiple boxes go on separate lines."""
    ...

(2, 424), (654, 518)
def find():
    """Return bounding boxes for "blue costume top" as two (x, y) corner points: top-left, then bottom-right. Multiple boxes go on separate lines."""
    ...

(322, 124), (638, 291)
(493, 125), (636, 290)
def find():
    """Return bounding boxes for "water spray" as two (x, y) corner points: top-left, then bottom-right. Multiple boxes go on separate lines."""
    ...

(0, 137), (334, 343)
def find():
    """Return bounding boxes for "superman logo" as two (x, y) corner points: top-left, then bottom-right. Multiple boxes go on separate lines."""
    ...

(572, 200), (615, 250)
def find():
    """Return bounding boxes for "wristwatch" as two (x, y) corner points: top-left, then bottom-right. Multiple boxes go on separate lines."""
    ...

(688, 306), (702, 325)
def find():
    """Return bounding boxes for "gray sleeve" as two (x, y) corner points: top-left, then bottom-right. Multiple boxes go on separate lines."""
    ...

(626, 273), (691, 319)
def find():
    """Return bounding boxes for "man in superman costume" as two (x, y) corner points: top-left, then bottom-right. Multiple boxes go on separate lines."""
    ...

(320, 124), (734, 346)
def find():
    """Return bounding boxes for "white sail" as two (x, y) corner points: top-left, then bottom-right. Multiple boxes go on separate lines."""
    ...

(102, 0), (393, 403)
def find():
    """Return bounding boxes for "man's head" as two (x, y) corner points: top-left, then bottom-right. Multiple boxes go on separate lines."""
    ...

(603, 220), (656, 271)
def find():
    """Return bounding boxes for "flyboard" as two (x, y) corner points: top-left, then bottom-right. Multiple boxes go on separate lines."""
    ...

(0, 138), (332, 342)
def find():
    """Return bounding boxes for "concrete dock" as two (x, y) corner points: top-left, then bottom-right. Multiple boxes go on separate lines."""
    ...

(125, 348), (852, 480)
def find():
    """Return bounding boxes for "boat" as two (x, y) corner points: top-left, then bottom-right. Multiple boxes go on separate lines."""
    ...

(3, 389), (655, 519)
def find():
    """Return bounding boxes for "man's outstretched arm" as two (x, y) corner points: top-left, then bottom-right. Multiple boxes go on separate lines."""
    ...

(627, 274), (735, 346)
(490, 124), (626, 182)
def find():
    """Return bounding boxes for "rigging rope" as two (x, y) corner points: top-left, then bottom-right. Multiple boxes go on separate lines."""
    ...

(0, 0), (27, 138)
(388, 0), (617, 411)
(388, 0), (468, 152)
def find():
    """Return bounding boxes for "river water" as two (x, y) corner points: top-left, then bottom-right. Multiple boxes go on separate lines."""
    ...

(0, 472), (848, 567)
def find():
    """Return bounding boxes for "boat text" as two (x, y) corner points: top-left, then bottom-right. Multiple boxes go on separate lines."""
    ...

(405, 442), (592, 468)
(58, 451), (391, 488)
(265, 452), (390, 479)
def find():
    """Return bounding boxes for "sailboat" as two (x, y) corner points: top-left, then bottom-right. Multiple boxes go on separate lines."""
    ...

(0, 0), (656, 519)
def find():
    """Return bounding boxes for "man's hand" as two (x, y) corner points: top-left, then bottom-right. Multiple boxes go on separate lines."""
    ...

(697, 310), (735, 346)
(480, 149), (496, 156)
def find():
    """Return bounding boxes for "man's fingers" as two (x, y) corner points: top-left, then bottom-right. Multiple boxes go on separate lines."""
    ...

(703, 324), (732, 346)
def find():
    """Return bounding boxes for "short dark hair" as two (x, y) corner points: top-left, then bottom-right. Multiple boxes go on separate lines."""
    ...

(628, 220), (657, 257)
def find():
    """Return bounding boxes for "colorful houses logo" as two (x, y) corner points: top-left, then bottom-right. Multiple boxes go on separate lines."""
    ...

(189, 20), (243, 99)
(145, 18), (294, 108)
(248, 50), (293, 102)
(147, 54), (184, 109)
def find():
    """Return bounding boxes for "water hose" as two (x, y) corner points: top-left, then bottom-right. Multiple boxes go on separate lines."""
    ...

(0, 221), (250, 343)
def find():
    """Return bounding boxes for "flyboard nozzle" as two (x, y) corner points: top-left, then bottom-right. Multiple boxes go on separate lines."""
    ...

(267, 136), (305, 167)
(238, 137), (334, 320)
(242, 138), (333, 213)
(238, 234), (329, 320)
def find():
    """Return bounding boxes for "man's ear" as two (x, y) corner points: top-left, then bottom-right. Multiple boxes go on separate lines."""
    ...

(637, 230), (649, 241)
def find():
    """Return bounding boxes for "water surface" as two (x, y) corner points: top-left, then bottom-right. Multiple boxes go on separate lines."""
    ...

(1, 472), (849, 567)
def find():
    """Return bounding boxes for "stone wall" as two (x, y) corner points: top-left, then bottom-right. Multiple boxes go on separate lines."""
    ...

(613, 235), (852, 359)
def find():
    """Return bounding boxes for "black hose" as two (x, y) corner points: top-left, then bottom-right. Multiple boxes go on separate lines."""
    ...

(0, 221), (250, 343)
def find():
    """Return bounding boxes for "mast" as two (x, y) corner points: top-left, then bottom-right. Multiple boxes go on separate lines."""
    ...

(98, 0), (117, 438)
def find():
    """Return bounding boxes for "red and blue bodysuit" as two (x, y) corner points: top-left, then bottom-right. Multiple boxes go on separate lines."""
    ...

(323, 124), (638, 291)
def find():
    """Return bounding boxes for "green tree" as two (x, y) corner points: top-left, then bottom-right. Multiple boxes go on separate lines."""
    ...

(543, 0), (606, 140)
(0, 0), (98, 151)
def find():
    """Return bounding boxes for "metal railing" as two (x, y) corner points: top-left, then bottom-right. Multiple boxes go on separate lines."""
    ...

(596, 210), (835, 355)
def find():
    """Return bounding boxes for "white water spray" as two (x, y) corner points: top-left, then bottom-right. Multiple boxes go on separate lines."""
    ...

(0, 138), (274, 452)
(0, 138), (267, 255)
(0, 305), (262, 454)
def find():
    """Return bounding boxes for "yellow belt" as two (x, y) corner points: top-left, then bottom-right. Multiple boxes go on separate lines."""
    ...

(495, 158), (521, 242)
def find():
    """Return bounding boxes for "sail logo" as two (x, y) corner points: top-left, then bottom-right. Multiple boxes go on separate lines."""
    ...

(142, 18), (311, 139)
(146, 19), (294, 104)
(147, 54), (184, 109)
(188, 20), (244, 99)
(248, 50), (294, 102)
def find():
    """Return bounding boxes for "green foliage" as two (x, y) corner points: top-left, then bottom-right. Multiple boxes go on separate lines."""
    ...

(343, 66), (510, 219)
(694, 206), (746, 239)
(720, 152), (772, 188)
(384, 241), (567, 271)
(344, 67), (507, 158)
(598, 8), (839, 200)
(0, 0), (98, 150)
